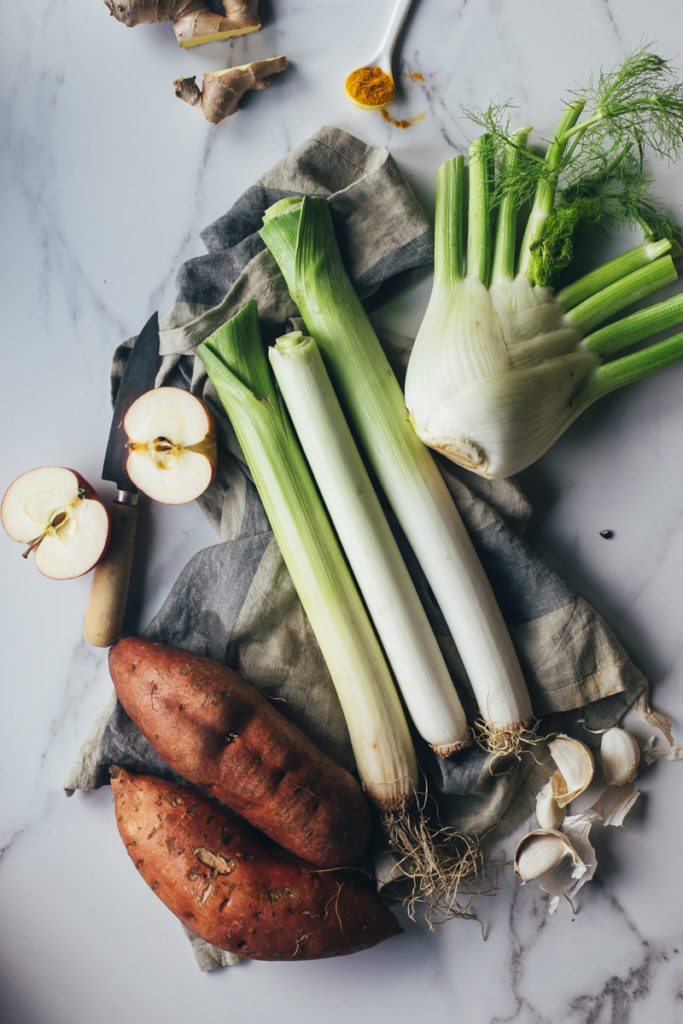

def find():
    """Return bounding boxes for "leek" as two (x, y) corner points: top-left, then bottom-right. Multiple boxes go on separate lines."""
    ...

(197, 301), (483, 920)
(196, 301), (417, 813)
(260, 196), (533, 751)
(269, 330), (470, 757)
(405, 47), (683, 479)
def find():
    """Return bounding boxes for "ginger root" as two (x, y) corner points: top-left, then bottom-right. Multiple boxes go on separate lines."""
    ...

(174, 56), (288, 123)
(103, 0), (261, 48)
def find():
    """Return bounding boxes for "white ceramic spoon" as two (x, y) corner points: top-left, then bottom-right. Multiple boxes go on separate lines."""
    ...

(344, 0), (416, 110)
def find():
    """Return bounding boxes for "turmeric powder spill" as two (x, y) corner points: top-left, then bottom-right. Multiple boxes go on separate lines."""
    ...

(381, 108), (427, 130)
(345, 65), (395, 109)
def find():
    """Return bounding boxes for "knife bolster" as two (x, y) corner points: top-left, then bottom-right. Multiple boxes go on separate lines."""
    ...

(113, 488), (140, 507)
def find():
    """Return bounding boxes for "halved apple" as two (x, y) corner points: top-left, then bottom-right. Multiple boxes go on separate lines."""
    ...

(124, 386), (217, 504)
(1, 467), (111, 579)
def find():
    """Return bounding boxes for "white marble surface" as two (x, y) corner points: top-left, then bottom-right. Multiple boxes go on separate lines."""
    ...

(2, 1), (683, 1020)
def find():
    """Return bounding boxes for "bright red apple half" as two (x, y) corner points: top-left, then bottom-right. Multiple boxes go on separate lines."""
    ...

(1, 467), (111, 579)
(123, 386), (217, 505)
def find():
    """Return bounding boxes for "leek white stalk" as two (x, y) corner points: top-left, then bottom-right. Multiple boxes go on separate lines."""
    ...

(405, 51), (683, 479)
(260, 196), (533, 751)
(269, 329), (470, 756)
(196, 300), (417, 811)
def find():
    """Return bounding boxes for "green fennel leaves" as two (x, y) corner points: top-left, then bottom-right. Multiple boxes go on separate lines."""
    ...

(466, 45), (683, 285)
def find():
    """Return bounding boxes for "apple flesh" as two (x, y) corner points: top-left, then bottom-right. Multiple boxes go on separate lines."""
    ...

(1, 467), (111, 579)
(123, 386), (217, 505)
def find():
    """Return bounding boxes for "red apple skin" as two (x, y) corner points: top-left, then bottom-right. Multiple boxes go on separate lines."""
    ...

(1, 467), (111, 580)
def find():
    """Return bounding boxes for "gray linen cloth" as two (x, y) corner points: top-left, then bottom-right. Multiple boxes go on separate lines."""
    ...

(66, 126), (647, 971)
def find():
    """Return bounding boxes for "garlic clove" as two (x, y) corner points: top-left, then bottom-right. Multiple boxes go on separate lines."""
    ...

(514, 829), (586, 896)
(600, 726), (640, 786)
(514, 829), (569, 880)
(535, 780), (566, 830)
(548, 734), (594, 808)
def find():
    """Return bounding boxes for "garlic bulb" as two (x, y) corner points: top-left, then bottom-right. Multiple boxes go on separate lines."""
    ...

(600, 727), (640, 785)
(514, 829), (587, 896)
(535, 780), (566, 830)
(548, 734), (594, 808)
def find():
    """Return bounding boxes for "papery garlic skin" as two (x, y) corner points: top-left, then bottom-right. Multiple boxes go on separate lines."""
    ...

(591, 783), (640, 826)
(548, 734), (595, 808)
(535, 780), (566, 830)
(600, 727), (640, 786)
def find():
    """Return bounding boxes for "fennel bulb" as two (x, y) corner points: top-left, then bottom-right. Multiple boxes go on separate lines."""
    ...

(406, 48), (683, 478)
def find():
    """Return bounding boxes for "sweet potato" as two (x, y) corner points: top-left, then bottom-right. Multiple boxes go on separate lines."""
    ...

(108, 637), (371, 868)
(110, 767), (401, 961)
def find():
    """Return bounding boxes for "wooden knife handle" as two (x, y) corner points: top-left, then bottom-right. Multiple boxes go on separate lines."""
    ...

(84, 499), (139, 648)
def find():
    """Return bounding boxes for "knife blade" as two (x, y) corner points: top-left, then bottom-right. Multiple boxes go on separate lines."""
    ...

(84, 312), (160, 647)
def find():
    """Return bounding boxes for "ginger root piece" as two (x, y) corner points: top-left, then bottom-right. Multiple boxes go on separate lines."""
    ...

(174, 56), (288, 123)
(103, 0), (261, 48)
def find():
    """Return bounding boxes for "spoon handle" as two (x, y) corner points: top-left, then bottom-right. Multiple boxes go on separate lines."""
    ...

(374, 0), (415, 67)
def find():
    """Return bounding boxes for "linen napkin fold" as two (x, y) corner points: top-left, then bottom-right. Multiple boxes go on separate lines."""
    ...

(66, 126), (647, 971)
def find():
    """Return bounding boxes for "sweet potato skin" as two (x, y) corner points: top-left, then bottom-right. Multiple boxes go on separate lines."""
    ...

(108, 637), (371, 868)
(110, 767), (400, 961)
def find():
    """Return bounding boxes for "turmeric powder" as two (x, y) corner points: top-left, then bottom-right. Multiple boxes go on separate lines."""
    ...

(381, 107), (427, 130)
(344, 66), (395, 109)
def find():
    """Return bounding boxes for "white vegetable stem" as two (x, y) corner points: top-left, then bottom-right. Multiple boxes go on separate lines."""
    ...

(270, 330), (470, 756)
(197, 301), (417, 809)
(261, 197), (532, 746)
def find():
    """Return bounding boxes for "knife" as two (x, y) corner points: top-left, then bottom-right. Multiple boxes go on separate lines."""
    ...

(84, 312), (160, 647)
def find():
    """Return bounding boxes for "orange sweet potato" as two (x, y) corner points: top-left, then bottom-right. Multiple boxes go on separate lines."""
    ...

(110, 767), (401, 961)
(108, 637), (371, 868)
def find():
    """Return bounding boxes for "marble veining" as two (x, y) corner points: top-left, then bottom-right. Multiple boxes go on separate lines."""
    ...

(493, 881), (667, 1023)
(2, 1), (683, 1022)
